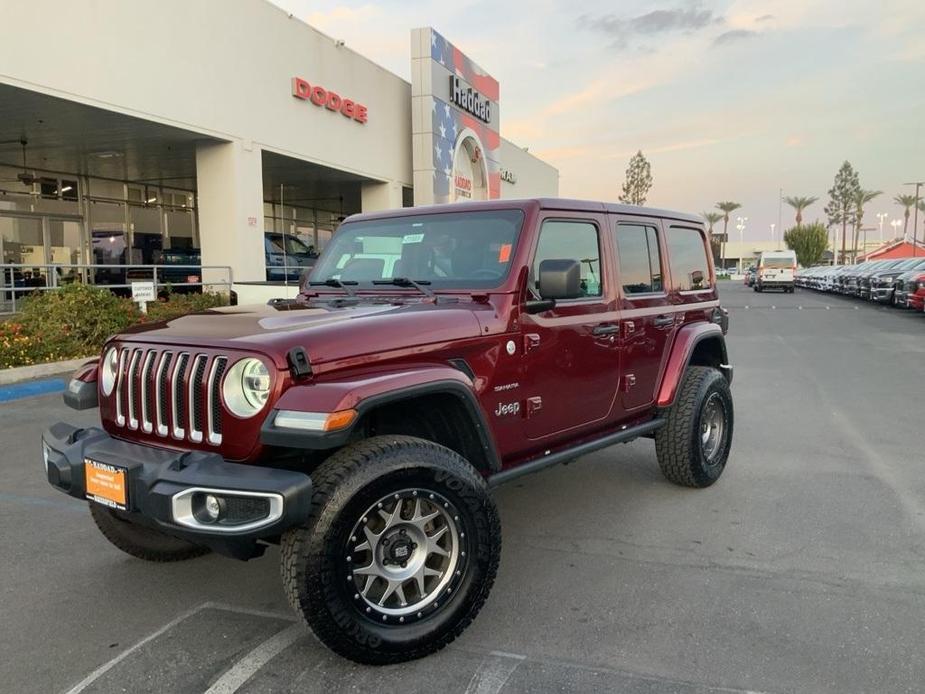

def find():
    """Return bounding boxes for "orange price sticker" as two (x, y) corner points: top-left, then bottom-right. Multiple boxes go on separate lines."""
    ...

(498, 243), (512, 263)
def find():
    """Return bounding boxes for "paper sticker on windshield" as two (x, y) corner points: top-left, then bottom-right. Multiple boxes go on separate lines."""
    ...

(402, 233), (424, 244)
(498, 243), (512, 263)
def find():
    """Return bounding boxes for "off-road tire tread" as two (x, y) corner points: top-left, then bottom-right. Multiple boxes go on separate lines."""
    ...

(280, 435), (500, 665)
(88, 502), (210, 562)
(655, 366), (732, 488)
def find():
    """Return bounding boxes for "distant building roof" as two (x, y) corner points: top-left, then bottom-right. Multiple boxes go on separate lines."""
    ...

(858, 238), (925, 261)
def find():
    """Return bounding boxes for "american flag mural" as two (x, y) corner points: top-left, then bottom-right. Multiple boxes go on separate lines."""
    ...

(412, 28), (501, 205)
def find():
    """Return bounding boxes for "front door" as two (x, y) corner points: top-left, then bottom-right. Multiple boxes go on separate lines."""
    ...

(520, 215), (622, 440)
(611, 218), (674, 411)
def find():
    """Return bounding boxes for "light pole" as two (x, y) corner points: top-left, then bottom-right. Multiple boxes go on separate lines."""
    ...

(904, 181), (923, 256)
(876, 212), (888, 244)
(770, 223), (775, 246)
(735, 216), (747, 274)
(891, 218), (903, 242)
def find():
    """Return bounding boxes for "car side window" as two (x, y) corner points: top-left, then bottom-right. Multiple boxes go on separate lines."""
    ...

(667, 226), (712, 291)
(531, 220), (602, 298)
(615, 224), (663, 294)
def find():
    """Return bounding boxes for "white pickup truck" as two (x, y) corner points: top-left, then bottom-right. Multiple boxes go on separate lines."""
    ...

(755, 250), (797, 293)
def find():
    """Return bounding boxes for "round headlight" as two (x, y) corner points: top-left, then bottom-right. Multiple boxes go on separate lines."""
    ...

(100, 347), (119, 396)
(223, 358), (271, 418)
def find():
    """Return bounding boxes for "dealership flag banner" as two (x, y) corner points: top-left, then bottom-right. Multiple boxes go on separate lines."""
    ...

(411, 27), (501, 205)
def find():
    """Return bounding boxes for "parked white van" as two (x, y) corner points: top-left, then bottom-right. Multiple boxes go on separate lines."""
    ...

(755, 250), (797, 293)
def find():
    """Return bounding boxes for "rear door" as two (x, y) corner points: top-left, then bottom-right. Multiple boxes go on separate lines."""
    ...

(520, 213), (622, 440)
(611, 217), (673, 411)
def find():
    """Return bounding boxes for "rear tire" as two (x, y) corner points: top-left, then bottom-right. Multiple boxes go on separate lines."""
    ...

(88, 502), (210, 562)
(656, 366), (734, 488)
(281, 436), (500, 665)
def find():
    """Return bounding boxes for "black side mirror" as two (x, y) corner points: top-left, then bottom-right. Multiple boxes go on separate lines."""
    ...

(538, 259), (582, 299)
(525, 259), (582, 314)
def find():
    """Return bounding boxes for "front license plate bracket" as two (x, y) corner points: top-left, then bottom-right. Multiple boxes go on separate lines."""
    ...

(84, 458), (129, 511)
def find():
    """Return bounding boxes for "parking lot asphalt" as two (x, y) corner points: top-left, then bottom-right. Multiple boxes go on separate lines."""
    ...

(2, 281), (924, 694)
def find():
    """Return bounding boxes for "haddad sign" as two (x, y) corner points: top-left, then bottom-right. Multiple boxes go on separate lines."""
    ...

(291, 77), (368, 124)
(449, 76), (491, 123)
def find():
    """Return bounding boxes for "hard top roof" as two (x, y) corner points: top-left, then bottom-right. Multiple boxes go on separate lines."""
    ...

(345, 198), (703, 225)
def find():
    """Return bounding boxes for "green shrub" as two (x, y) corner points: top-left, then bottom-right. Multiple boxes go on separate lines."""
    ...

(19, 284), (138, 357)
(144, 291), (227, 322)
(1, 286), (229, 369)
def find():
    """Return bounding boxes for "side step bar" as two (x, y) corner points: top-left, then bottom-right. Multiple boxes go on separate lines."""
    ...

(488, 418), (665, 488)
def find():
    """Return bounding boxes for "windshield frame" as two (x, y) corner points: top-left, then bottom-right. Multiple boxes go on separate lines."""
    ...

(306, 208), (526, 292)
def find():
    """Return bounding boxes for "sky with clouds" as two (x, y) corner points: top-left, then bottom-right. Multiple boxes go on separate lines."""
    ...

(271, 0), (924, 241)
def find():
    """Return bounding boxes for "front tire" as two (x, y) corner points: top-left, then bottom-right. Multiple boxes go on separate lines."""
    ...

(281, 436), (500, 665)
(88, 502), (210, 562)
(655, 366), (734, 488)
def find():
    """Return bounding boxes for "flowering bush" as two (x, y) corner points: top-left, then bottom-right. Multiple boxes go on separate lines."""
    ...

(0, 286), (228, 370)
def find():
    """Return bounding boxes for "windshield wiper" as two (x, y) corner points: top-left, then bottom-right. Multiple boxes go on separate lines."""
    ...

(308, 278), (358, 296)
(372, 277), (435, 297)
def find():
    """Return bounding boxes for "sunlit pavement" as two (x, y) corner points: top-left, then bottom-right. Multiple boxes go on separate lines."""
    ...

(2, 281), (924, 694)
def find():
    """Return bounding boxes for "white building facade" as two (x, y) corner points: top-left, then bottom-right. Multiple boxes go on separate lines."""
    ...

(0, 0), (557, 301)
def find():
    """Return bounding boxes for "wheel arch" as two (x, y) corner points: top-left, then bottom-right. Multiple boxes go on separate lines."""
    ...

(261, 370), (500, 475)
(656, 323), (731, 408)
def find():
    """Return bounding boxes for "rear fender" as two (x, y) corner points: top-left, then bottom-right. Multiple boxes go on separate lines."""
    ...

(656, 323), (730, 408)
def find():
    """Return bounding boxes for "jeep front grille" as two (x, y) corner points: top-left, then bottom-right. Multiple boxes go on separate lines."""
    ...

(112, 347), (228, 447)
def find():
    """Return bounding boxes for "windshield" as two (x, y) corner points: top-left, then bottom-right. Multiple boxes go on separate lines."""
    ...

(266, 233), (314, 256)
(761, 256), (794, 269)
(309, 209), (525, 289)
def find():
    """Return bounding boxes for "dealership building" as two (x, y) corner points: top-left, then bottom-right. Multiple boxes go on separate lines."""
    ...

(0, 0), (558, 303)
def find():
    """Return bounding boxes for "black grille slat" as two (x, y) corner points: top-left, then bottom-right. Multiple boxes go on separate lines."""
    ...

(191, 355), (208, 437)
(156, 352), (173, 436)
(173, 353), (190, 435)
(211, 357), (228, 437)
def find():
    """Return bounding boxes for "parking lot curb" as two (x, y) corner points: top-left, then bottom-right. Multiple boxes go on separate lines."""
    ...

(0, 357), (91, 386)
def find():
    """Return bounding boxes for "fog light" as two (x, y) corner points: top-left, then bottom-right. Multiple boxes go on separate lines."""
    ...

(192, 492), (225, 524)
(204, 494), (222, 521)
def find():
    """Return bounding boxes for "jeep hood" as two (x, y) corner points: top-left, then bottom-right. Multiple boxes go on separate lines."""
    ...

(116, 300), (485, 370)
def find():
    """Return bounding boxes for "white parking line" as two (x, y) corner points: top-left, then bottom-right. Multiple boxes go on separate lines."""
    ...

(61, 602), (297, 694)
(204, 623), (305, 694)
(464, 651), (526, 694)
(63, 603), (210, 694)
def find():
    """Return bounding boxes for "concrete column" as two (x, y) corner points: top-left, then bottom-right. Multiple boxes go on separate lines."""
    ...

(361, 180), (404, 213)
(195, 140), (265, 286)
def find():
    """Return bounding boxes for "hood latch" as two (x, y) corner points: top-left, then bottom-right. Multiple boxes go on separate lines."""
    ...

(287, 347), (313, 380)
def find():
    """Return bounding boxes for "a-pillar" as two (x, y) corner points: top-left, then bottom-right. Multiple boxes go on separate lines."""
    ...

(361, 180), (404, 212)
(195, 140), (266, 286)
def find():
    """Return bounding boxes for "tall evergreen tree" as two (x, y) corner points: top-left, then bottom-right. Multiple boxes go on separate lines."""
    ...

(824, 161), (860, 264)
(619, 150), (653, 206)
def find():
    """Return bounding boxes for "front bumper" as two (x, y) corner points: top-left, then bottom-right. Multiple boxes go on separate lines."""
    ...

(870, 286), (894, 302)
(42, 423), (312, 559)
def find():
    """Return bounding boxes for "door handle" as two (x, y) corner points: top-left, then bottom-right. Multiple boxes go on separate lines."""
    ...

(653, 315), (675, 329)
(592, 323), (620, 336)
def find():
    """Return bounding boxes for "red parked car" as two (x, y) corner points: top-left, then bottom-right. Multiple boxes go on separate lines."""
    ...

(43, 198), (733, 664)
(905, 270), (925, 311)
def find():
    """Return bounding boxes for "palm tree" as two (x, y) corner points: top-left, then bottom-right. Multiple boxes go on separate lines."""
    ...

(715, 201), (741, 270)
(851, 189), (881, 261)
(894, 194), (917, 239)
(783, 195), (818, 228)
(703, 212), (724, 266)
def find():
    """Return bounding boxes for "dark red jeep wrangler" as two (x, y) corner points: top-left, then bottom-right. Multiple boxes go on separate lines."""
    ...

(43, 198), (733, 664)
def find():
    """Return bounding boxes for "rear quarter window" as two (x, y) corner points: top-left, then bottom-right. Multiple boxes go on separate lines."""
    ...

(667, 226), (712, 291)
